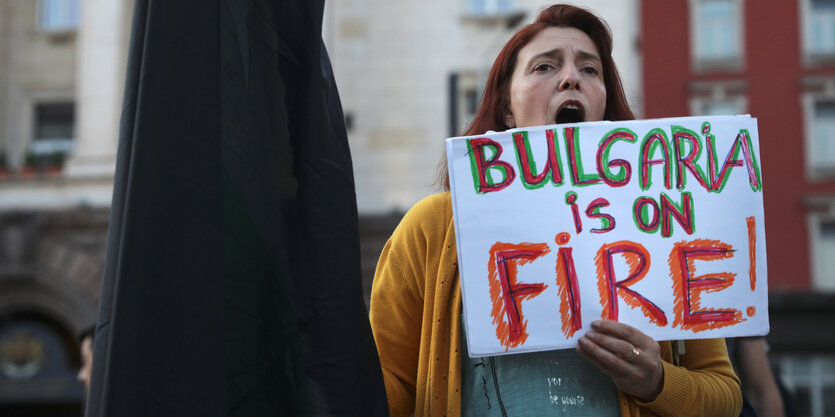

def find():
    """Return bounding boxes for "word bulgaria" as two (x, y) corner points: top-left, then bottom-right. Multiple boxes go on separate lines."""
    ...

(468, 123), (761, 194)
(467, 123), (761, 236)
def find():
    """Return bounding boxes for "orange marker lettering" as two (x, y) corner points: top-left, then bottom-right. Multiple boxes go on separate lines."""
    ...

(488, 242), (550, 349)
(595, 241), (668, 326)
(669, 239), (743, 331)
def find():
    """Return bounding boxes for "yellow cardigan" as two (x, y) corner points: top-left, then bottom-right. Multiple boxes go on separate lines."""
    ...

(370, 192), (742, 417)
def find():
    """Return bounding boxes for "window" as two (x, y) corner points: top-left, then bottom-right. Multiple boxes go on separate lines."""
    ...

(448, 72), (481, 137)
(803, 0), (835, 60)
(777, 354), (835, 416)
(699, 101), (741, 116)
(816, 220), (835, 290)
(462, 0), (523, 26)
(37, 0), (80, 32)
(810, 101), (835, 175)
(810, 215), (835, 290)
(29, 102), (75, 157)
(802, 89), (835, 179)
(467, 0), (513, 15)
(689, 83), (748, 118)
(690, 0), (744, 69)
(461, 88), (479, 130)
(692, 98), (746, 116)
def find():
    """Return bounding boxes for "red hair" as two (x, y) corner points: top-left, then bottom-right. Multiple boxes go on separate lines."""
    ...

(438, 4), (635, 189)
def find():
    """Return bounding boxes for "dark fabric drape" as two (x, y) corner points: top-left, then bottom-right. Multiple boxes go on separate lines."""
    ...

(89, 0), (388, 415)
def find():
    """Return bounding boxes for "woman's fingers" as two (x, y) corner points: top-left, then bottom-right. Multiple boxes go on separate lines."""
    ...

(590, 319), (653, 350)
(576, 320), (664, 402)
(578, 330), (638, 374)
(577, 333), (621, 369)
(584, 329), (641, 364)
(581, 320), (659, 369)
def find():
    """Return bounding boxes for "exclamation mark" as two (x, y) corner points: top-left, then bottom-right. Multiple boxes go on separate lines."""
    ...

(746, 216), (757, 317)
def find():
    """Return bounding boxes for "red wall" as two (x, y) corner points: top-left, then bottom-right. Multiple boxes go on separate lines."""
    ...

(641, 0), (835, 291)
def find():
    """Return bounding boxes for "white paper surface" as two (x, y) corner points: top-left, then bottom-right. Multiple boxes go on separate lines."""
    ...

(447, 115), (769, 357)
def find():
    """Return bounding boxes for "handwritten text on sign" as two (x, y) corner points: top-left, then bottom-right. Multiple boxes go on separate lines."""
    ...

(446, 116), (768, 357)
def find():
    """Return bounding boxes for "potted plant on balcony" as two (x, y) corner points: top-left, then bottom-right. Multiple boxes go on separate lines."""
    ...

(23, 140), (71, 177)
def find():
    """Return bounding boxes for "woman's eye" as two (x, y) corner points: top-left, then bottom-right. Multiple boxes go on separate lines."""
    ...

(534, 63), (554, 72)
(582, 67), (599, 75)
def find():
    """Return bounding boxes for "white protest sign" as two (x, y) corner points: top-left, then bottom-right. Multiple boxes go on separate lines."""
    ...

(447, 115), (768, 357)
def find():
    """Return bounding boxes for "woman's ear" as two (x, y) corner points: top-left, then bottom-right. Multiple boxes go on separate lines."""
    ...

(505, 114), (515, 129)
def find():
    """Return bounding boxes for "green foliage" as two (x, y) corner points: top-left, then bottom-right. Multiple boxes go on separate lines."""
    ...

(24, 149), (68, 171)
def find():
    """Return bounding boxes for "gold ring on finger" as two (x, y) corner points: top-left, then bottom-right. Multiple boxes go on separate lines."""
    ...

(630, 346), (640, 361)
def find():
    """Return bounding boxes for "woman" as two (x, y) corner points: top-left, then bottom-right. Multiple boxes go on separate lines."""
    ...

(370, 4), (742, 416)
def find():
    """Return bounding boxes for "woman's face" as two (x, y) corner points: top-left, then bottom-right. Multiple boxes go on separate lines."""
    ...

(506, 26), (607, 128)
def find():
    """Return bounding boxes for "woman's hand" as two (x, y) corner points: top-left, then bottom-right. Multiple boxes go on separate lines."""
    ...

(576, 319), (664, 402)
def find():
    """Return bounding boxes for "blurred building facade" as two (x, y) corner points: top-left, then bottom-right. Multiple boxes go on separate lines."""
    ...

(324, 0), (643, 215)
(323, 0), (643, 300)
(4, 0), (833, 415)
(0, 0), (132, 414)
(642, 0), (835, 415)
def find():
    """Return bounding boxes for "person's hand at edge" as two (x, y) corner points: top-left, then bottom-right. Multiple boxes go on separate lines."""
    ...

(577, 319), (664, 402)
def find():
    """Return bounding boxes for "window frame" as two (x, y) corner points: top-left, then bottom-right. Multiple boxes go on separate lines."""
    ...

(689, 94), (748, 117)
(18, 92), (76, 165)
(449, 70), (483, 137)
(802, 88), (835, 180)
(688, 0), (746, 72)
(35, 0), (80, 33)
(808, 209), (835, 291)
(800, 0), (835, 65)
(30, 101), (76, 157)
(465, 0), (515, 16)
(777, 353), (835, 415)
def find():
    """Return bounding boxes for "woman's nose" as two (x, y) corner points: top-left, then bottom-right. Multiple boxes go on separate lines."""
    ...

(558, 67), (581, 91)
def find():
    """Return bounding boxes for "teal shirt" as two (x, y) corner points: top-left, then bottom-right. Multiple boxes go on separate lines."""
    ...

(461, 317), (620, 416)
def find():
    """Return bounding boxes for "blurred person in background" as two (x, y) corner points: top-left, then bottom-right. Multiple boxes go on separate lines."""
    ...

(729, 337), (796, 417)
(77, 326), (94, 392)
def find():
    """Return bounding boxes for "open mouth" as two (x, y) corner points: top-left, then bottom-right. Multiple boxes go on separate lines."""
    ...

(554, 101), (585, 124)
